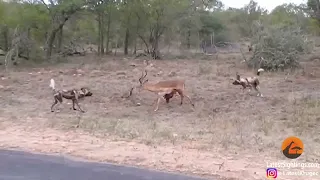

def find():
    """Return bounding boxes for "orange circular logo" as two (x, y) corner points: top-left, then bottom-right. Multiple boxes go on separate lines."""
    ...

(281, 136), (304, 159)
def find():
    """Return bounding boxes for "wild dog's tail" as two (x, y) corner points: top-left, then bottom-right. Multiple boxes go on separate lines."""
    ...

(49, 78), (55, 90)
(257, 68), (264, 76)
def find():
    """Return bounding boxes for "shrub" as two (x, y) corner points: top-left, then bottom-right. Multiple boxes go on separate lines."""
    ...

(247, 21), (313, 71)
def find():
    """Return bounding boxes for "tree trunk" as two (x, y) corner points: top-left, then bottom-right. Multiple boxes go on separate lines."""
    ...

(150, 23), (163, 60)
(100, 29), (104, 54)
(46, 16), (70, 59)
(106, 9), (111, 54)
(97, 14), (101, 55)
(151, 32), (160, 59)
(26, 28), (31, 59)
(133, 39), (137, 55)
(46, 29), (59, 58)
(100, 13), (104, 55)
(124, 27), (129, 55)
(114, 37), (118, 56)
(2, 25), (9, 51)
(152, 41), (160, 59)
(138, 35), (149, 53)
(97, 12), (105, 55)
(57, 28), (63, 53)
(133, 20), (139, 55)
(186, 29), (191, 49)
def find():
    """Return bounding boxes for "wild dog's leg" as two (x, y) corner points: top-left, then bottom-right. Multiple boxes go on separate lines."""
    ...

(255, 85), (263, 97)
(73, 99), (85, 112)
(72, 90), (85, 112)
(51, 98), (59, 112)
(240, 82), (247, 93)
(253, 85), (260, 97)
(51, 93), (62, 112)
(247, 85), (252, 92)
(72, 99), (77, 110)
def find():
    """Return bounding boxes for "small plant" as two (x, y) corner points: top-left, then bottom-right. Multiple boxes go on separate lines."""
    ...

(198, 63), (212, 75)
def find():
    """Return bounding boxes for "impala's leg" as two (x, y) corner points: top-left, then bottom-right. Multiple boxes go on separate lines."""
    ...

(179, 93), (184, 105)
(152, 98), (158, 106)
(154, 92), (166, 111)
(174, 89), (184, 105)
(154, 97), (161, 111)
(184, 94), (195, 107)
(177, 90), (194, 107)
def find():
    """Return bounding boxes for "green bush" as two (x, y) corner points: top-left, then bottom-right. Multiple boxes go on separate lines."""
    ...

(248, 22), (313, 71)
(214, 31), (232, 46)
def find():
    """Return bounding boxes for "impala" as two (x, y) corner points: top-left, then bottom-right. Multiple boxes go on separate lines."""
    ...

(127, 70), (195, 111)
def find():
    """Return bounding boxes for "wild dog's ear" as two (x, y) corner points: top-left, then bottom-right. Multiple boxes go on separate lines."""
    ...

(80, 87), (87, 93)
(235, 72), (240, 80)
(80, 87), (92, 96)
(236, 74), (240, 80)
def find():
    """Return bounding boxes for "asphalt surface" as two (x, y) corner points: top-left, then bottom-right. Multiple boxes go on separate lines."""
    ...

(0, 149), (209, 180)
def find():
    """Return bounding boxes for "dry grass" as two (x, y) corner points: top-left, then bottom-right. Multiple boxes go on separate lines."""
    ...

(0, 52), (319, 180)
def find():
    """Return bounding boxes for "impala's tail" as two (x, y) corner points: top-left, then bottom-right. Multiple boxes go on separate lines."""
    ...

(257, 68), (264, 76)
(49, 78), (55, 90)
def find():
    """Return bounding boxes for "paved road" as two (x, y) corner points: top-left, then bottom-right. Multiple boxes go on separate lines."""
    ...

(0, 149), (208, 180)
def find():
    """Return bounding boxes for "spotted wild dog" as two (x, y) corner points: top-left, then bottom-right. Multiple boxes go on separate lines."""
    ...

(49, 79), (92, 113)
(232, 68), (265, 97)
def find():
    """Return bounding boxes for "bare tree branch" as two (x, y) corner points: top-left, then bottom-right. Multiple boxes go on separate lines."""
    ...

(39, 0), (50, 11)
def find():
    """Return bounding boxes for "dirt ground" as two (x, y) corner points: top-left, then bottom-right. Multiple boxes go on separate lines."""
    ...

(0, 53), (319, 180)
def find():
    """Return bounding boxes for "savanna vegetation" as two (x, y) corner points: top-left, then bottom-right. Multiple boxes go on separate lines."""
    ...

(1, 0), (320, 69)
(1, 1), (320, 180)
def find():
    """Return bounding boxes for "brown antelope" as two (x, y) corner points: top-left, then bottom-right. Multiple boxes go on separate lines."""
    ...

(128, 70), (195, 111)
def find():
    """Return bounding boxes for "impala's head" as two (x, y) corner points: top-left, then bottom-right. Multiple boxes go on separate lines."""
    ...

(123, 70), (149, 98)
